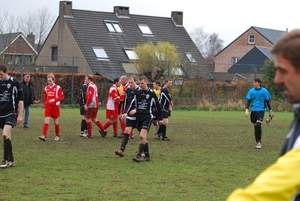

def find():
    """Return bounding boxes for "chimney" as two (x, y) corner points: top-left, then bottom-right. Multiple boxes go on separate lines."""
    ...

(171, 11), (183, 26)
(27, 34), (35, 47)
(59, 1), (72, 17)
(114, 6), (130, 17)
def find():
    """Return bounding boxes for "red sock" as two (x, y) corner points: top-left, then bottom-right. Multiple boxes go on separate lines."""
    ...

(55, 124), (60, 137)
(103, 121), (111, 129)
(130, 129), (134, 137)
(43, 123), (49, 137)
(95, 120), (105, 131)
(113, 121), (118, 134)
(120, 121), (125, 133)
(87, 122), (92, 136)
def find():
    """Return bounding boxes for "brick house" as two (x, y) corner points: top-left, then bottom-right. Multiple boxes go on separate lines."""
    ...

(214, 26), (286, 73)
(0, 32), (37, 69)
(36, 1), (208, 81)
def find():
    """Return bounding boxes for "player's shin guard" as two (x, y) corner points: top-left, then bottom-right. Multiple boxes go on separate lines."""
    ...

(120, 133), (129, 151)
(254, 123), (262, 143)
(42, 123), (49, 137)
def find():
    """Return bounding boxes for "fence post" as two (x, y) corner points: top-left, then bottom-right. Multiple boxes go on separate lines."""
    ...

(71, 57), (75, 104)
(212, 62), (215, 102)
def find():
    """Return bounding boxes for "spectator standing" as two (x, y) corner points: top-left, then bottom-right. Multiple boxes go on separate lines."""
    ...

(39, 73), (64, 141)
(19, 74), (39, 128)
(0, 65), (23, 168)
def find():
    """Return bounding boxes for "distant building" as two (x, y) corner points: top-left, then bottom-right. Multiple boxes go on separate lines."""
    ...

(36, 1), (209, 80)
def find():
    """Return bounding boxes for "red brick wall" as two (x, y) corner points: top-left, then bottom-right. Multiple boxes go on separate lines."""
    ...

(214, 28), (273, 72)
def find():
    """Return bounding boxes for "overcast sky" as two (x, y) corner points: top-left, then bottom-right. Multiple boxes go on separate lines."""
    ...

(2, 0), (299, 47)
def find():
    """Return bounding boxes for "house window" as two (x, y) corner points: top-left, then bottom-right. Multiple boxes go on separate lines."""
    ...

(248, 34), (255, 44)
(232, 57), (239, 65)
(185, 52), (196, 62)
(124, 48), (138, 60)
(51, 46), (58, 61)
(105, 21), (123, 33)
(92, 47), (109, 60)
(155, 52), (166, 61)
(138, 24), (153, 35)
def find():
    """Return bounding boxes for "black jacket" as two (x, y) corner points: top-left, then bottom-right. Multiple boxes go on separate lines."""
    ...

(19, 81), (35, 107)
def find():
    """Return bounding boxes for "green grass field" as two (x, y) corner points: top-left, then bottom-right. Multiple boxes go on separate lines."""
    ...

(0, 108), (293, 201)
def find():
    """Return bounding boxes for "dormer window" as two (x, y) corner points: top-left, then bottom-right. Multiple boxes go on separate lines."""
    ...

(138, 24), (153, 35)
(124, 48), (138, 60)
(248, 34), (255, 44)
(185, 52), (196, 62)
(105, 21), (123, 33)
(92, 47), (109, 60)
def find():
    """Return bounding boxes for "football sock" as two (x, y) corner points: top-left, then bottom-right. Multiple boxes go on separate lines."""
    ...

(43, 123), (49, 137)
(3, 138), (9, 161)
(95, 120), (105, 131)
(144, 142), (150, 157)
(87, 122), (92, 136)
(137, 143), (145, 156)
(120, 121), (126, 133)
(120, 133), (129, 151)
(129, 129), (134, 137)
(81, 120), (86, 133)
(103, 121), (111, 130)
(8, 139), (13, 162)
(161, 125), (167, 138)
(113, 122), (118, 134)
(55, 124), (60, 137)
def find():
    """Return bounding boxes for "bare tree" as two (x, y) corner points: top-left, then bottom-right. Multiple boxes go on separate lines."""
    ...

(189, 27), (208, 57)
(206, 33), (224, 62)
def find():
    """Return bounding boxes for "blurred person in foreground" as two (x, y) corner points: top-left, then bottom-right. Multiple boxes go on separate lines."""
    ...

(227, 29), (300, 201)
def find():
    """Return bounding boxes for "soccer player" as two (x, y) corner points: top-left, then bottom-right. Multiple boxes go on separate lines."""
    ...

(78, 77), (88, 137)
(157, 79), (173, 141)
(83, 74), (107, 138)
(39, 73), (64, 141)
(0, 65), (23, 168)
(152, 80), (161, 138)
(122, 75), (162, 162)
(245, 78), (273, 149)
(115, 75), (140, 157)
(103, 78), (121, 137)
(117, 75), (130, 138)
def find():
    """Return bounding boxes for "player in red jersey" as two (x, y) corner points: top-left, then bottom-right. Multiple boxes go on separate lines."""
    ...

(39, 73), (64, 141)
(83, 74), (107, 138)
(103, 78), (121, 137)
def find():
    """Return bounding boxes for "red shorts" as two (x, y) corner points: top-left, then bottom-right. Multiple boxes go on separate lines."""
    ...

(106, 109), (118, 120)
(86, 108), (98, 119)
(45, 105), (60, 119)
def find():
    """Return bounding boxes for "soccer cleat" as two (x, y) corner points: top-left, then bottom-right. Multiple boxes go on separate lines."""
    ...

(255, 142), (262, 149)
(7, 161), (15, 167)
(80, 133), (87, 137)
(113, 134), (118, 138)
(84, 134), (93, 139)
(129, 135), (134, 139)
(144, 157), (151, 161)
(0, 160), (8, 168)
(99, 130), (107, 138)
(132, 155), (141, 162)
(117, 134), (123, 138)
(161, 137), (170, 141)
(115, 150), (124, 157)
(39, 136), (46, 141)
(155, 134), (161, 139)
(24, 125), (30, 128)
(54, 136), (60, 141)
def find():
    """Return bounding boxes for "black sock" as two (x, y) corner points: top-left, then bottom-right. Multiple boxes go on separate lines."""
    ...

(161, 125), (167, 138)
(137, 143), (145, 156)
(254, 126), (262, 143)
(144, 143), (150, 157)
(3, 139), (10, 161)
(81, 120), (87, 133)
(120, 133), (129, 151)
(8, 139), (13, 162)
(157, 125), (162, 135)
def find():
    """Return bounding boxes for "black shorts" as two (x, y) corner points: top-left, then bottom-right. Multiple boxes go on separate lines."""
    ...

(250, 111), (265, 124)
(0, 114), (16, 129)
(125, 118), (136, 128)
(162, 110), (170, 118)
(80, 106), (86, 116)
(136, 114), (152, 132)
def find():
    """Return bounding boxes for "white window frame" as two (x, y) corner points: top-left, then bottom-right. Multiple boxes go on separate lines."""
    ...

(248, 34), (255, 44)
(232, 57), (239, 65)
(155, 52), (166, 61)
(124, 48), (138, 60)
(138, 24), (153, 35)
(105, 21), (123, 33)
(185, 52), (196, 62)
(92, 47), (109, 60)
